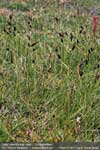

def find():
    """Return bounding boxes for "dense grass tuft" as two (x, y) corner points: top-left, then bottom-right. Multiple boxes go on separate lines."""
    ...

(0, 0), (100, 142)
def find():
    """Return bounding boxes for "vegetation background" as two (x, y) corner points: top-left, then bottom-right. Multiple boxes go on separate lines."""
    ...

(0, 0), (100, 142)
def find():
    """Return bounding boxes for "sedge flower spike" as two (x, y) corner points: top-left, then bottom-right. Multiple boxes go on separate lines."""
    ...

(93, 15), (98, 35)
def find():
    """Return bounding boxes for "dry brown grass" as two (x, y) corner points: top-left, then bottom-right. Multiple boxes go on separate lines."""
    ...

(0, 8), (10, 16)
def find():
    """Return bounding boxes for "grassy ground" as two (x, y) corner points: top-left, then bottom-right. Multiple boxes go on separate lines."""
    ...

(0, 0), (100, 142)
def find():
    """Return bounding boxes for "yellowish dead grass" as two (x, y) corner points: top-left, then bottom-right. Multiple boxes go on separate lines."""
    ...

(0, 8), (10, 16)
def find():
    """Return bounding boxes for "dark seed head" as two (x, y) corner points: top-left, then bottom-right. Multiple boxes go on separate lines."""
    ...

(28, 43), (30, 47)
(10, 51), (13, 63)
(8, 21), (12, 26)
(27, 35), (31, 40)
(90, 47), (94, 52)
(61, 38), (63, 43)
(33, 48), (36, 51)
(72, 43), (76, 50)
(88, 49), (91, 54)
(77, 39), (79, 44)
(32, 60), (35, 63)
(0, 102), (3, 109)
(97, 64), (100, 68)
(52, 114), (55, 118)
(14, 26), (16, 31)
(55, 48), (58, 52)
(79, 63), (83, 68)
(3, 28), (9, 34)
(9, 14), (13, 20)
(70, 33), (73, 41)
(55, 17), (60, 22)
(29, 25), (32, 28)
(94, 64), (100, 69)
(59, 32), (64, 38)
(79, 70), (83, 76)
(28, 21), (31, 25)
(98, 57), (100, 61)
(6, 48), (9, 51)
(88, 48), (92, 54)
(79, 30), (82, 34)
(65, 32), (68, 36)
(97, 127), (100, 134)
(31, 42), (38, 47)
(58, 54), (61, 59)
(88, 47), (94, 54)
(80, 25), (84, 30)
(48, 67), (52, 73)
(84, 59), (88, 65)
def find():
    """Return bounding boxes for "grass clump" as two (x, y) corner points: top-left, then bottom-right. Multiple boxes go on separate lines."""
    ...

(0, 0), (100, 142)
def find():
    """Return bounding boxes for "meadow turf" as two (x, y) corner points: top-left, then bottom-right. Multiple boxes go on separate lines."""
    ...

(0, 0), (100, 142)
